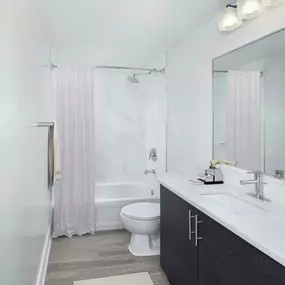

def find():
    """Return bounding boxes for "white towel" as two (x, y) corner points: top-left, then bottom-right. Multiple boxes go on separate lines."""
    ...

(53, 124), (62, 182)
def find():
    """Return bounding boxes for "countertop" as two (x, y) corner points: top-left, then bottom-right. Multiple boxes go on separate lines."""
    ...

(159, 173), (285, 267)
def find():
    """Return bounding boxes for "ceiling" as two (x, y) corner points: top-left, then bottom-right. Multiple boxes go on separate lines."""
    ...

(41, 0), (229, 64)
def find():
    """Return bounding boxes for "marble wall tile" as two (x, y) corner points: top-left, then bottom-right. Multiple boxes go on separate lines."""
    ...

(94, 70), (166, 187)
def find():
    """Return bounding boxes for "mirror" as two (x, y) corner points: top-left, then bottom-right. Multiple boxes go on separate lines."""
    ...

(213, 29), (285, 177)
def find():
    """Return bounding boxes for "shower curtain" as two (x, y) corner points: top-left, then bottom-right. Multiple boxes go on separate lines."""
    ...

(226, 71), (261, 171)
(52, 67), (96, 238)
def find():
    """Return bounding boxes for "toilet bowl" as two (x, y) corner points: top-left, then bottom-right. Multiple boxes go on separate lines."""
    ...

(120, 202), (160, 256)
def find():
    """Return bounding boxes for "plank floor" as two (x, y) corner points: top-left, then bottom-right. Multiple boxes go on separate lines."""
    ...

(45, 230), (170, 285)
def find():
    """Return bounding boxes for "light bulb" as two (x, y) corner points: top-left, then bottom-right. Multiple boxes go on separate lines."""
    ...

(218, 6), (243, 32)
(237, 0), (262, 19)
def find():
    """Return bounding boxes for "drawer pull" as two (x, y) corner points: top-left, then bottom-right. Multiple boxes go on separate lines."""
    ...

(188, 210), (195, 240)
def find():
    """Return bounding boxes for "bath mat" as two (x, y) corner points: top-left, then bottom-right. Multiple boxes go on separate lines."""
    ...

(74, 272), (154, 285)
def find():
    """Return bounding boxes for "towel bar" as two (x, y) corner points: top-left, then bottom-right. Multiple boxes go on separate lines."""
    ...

(37, 122), (55, 127)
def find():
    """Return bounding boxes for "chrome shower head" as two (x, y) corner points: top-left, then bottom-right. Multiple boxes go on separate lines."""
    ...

(128, 75), (139, 83)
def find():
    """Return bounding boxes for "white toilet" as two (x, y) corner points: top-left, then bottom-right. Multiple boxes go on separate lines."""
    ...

(120, 202), (160, 256)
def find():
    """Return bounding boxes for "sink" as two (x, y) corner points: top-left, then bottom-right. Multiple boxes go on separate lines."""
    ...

(201, 193), (266, 215)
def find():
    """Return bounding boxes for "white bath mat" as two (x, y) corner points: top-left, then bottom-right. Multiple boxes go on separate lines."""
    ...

(74, 272), (154, 285)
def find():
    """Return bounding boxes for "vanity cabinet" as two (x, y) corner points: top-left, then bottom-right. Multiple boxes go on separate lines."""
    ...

(160, 186), (285, 285)
(160, 186), (198, 285)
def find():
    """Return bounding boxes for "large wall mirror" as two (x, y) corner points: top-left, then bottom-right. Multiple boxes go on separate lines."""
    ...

(213, 29), (285, 177)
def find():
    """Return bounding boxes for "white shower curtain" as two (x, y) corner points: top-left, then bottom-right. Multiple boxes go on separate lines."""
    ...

(52, 67), (96, 238)
(226, 71), (261, 171)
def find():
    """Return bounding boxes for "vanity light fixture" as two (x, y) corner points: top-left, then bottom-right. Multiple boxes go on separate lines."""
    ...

(218, 4), (243, 32)
(261, 0), (285, 6)
(237, 0), (263, 19)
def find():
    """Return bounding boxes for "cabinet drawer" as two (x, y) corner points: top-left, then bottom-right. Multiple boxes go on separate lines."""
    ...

(198, 211), (285, 285)
(160, 186), (285, 285)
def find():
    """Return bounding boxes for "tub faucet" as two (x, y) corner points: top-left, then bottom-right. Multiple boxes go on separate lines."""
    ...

(240, 171), (270, 202)
(145, 169), (156, 175)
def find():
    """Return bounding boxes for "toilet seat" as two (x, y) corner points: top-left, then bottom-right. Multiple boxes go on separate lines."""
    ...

(121, 202), (160, 221)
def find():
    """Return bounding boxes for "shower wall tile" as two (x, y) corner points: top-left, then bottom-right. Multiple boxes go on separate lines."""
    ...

(142, 74), (167, 190)
(94, 70), (166, 185)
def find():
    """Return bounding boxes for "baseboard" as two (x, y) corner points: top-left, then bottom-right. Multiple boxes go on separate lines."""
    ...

(36, 226), (52, 285)
(96, 221), (124, 232)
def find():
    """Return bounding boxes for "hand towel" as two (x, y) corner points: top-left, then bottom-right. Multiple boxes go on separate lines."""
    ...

(53, 124), (62, 182)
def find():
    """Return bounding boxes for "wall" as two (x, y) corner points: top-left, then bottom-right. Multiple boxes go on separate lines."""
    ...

(94, 69), (147, 183)
(0, 1), (52, 285)
(166, 6), (285, 176)
(51, 45), (166, 69)
(264, 54), (285, 175)
(143, 73), (167, 189)
(94, 69), (166, 186)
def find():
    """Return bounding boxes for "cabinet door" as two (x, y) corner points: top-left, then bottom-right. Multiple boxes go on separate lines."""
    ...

(160, 186), (198, 285)
(198, 211), (285, 285)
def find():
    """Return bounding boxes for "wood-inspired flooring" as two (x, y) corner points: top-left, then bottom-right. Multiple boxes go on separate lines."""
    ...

(45, 230), (169, 285)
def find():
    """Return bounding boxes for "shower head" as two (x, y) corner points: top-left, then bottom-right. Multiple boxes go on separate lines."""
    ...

(128, 68), (164, 83)
(128, 75), (139, 83)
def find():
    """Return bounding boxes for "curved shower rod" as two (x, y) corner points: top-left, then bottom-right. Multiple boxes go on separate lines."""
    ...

(50, 63), (165, 74)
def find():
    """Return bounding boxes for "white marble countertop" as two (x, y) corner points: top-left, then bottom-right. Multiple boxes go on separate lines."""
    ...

(159, 173), (285, 267)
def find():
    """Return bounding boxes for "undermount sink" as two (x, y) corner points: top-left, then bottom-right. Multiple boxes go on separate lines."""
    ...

(201, 193), (266, 215)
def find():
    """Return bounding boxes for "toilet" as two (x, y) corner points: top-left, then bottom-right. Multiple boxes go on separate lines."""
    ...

(120, 202), (160, 256)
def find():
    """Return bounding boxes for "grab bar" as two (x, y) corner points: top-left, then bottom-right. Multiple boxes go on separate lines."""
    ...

(34, 122), (55, 127)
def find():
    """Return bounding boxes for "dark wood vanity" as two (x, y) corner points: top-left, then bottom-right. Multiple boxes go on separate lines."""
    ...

(160, 185), (285, 285)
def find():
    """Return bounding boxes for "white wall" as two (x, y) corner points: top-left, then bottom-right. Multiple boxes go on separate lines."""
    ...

(51, 45), (166, 69)
(94, 69), (147, 183)
(264, 54), (285, 175)
(166, 7), (285, 176)
(143, 73), (167, 190)
(0, 1), (52, 285)
(94, 69), (166, 185)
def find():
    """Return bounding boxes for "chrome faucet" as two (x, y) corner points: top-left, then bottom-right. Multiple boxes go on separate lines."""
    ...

(144, 169), (156, 175)
(240, 171), (270, 202)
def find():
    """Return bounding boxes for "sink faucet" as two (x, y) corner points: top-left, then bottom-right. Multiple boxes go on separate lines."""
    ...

(240, 171), (270, 202)
(144, 169), (156, 175)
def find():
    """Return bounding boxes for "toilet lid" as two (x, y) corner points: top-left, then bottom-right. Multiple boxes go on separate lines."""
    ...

(121, 202), (160, 221)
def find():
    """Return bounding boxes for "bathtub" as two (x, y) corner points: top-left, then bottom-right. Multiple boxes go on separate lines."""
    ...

(95, 182), (159, 231)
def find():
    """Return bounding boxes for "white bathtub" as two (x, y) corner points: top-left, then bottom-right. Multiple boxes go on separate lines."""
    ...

(95, 182), (159, 231)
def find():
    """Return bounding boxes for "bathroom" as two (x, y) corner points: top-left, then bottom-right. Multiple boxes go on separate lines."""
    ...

(2, 1), (285, 285)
